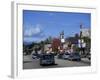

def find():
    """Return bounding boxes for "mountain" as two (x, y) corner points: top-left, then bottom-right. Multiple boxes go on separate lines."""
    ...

(23, 41), (33, 46)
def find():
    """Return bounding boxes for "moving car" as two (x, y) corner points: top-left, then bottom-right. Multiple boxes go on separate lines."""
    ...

(57, 52), (70, 59)
(62, 53), (70, 60)
(68, 53), (81, 61)
(40, 54), (55, 65)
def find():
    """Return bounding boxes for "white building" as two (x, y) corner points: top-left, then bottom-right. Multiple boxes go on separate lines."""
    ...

(44, 44), (51, 51)
(81, 28), (91, 38)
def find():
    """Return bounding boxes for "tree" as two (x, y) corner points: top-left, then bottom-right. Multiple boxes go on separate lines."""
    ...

(44, 36), (52, 44)
(52, 38), (61, 52)
(40, 41), (45, 52)
(83, 37), (91, 52)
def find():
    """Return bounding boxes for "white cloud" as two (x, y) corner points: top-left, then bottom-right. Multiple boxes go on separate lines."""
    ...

(24, 37), (45, 43)
(24, 24), (42, 37)
(24, 24), (46, 43)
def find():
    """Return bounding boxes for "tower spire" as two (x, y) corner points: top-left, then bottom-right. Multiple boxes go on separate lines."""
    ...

(80, 23), (83, 29)
(80, 23), (83, 38)
(60, 30), (65, 43)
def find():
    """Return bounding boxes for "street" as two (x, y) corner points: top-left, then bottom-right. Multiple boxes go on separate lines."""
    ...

(23, 55), (90, 69)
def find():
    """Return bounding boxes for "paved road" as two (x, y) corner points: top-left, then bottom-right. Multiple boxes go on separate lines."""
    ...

(23, 55), (90, 69)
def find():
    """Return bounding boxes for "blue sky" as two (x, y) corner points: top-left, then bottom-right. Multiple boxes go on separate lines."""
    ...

(23, 10), (91, 43)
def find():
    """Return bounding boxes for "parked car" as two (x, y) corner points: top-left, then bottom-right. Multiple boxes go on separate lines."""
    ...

(57, 53), (64, 59)
(68, 53), (81, 61)
(32, 53), (40, 59)
(40, 54), (55, 65)
(86, 54), (91, 60)
(57, 52), (70, 59)
(62, 53), (70, 60)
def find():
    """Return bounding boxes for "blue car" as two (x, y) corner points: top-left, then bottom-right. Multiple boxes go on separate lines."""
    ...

(62, 53), (70, 60)
(32, 53), (40, 59)
(68, 53), (81, 61)
(40, 54), (55, 65)
(57, 53), (70, 59)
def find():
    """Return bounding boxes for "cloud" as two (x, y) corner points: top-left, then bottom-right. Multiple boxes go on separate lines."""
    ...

(24, 24), (44, 37)
(24, 24), (46, 43)
(24, 37), (46, 43)
(49, 13), (54, 16)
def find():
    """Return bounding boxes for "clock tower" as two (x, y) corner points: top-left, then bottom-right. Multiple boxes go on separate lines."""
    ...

(60, 30), (65, 43)
(60, 31), (65, 49)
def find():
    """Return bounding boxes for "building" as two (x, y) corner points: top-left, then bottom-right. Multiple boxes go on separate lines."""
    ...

(44, 44), (51, 51)
(80, 24), (91, 38)
(81, 28), (91, 38)
(60, 31), (65, 43)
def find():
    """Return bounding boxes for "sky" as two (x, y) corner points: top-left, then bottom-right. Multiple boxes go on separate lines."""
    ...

(23, 10), (91, 44)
